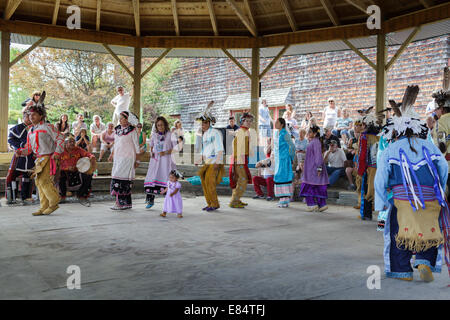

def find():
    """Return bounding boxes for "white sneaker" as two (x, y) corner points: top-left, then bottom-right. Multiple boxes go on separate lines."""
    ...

(319, 205), (328, 212)
(306, 205), (318, 212)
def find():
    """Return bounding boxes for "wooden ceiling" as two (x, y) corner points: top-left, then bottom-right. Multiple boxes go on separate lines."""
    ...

(0, 0), (449, 48)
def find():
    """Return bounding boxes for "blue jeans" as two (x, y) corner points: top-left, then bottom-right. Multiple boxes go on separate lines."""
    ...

(332, 129), (350, 139)
(326, 166), (345, 186)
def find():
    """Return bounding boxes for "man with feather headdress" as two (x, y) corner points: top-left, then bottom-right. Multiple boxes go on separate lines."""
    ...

(16, 91), (65, 216)
(195, 101), (225, 212)
(375, 85), (450, 282)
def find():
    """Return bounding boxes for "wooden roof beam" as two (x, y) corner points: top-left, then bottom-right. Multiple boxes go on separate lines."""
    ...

(342, 39), (376, 69)
(343, 0), (369, 14)
(419, 0), (434, 8)
(280, 0), (298, 31)
(206, 0), (219, 36)
(221, 48), (251, 78)
(96, 0), (101, 31)
(172, 0), (180, 36)
(102, 43), (134, 78)
(259, 45), (290, 79)
(320, 0), (340, 26)
(4, 0), (23, 20)
(52, 0), (60, 25)
(385, 26), (421, 71)
(132, 0), (140, 36)
(141, 48), (172, 79)
(244, 0), (256, 30)
(10, 37), (47, 67)
(226, 0), (258, 37)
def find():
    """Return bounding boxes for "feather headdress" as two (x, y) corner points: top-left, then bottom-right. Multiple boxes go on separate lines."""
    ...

(27, 90), (47, 119)
(354, 106), (382, 134)
(379, 85), (428, 141)
(196, 101), (216, 124)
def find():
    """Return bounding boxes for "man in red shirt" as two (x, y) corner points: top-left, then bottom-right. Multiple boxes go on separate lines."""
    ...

(59, 136), (96, 206)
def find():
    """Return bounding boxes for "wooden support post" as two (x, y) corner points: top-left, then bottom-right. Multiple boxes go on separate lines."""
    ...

(133, 46), (142, 119)
(375, 32), (387, 114)
(250, 47), (259, 130)
(0, 32), (10, 152)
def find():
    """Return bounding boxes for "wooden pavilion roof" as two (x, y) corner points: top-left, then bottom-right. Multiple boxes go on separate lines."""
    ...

(0, 0), (448, 49)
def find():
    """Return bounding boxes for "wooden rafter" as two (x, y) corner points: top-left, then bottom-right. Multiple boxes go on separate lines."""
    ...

(244, 0), (256, 31)
(320, 0), (340, 26)
(10, 37), (47, 67)
(280, 0), (298, 31)
(385, 26), (421, 71)
(132, 0), (140, 36)
(102, 44), (134, 77)
(206, 0), (219, 36)
(96, 0), (101, 31)
(221, 48), (251, 78)
(419, 0), (434, 8)
(259, 45), (290, 79)
(52, 0), (60, 25)
(226, 0), (257, 37)
(4, 0), (23, 20)
(171, 0), (180, 36)
(141, 48), (172, 79)
(343, 0), (369, 14)
(342, 39), (376, 70)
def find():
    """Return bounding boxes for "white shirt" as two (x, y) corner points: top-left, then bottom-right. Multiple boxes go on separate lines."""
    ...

(323, 106), (337, 129)
(71, 121), (88, 135)
(111, 93), (131, 115)
(90, 122), (106, 135)
(326, 148), (347, 168)
(201, 127), (224, 164)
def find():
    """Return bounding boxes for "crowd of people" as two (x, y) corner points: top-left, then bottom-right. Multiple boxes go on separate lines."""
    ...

(4, 83), (450, 284)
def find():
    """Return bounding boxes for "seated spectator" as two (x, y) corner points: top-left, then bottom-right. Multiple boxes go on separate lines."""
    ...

(137, 123), (147, 154)
(344, 122), (363, 191)
(300, 111), (314, 130)
(56, 114), (70, 137)
(332, 108), (353, 144)
(284, 108), (299, 139)
(252, 144), (275, 201)
(72, 113), (87, 137)
(90, 115), (106, 152)
(59, 137), (96, 206)
(75, 128), (91, 152)
(323, 128), (341, 149)
(226, 116), (239, 133)
(323, 140), (348, 186)
(295, 128), (308, 171)
(99, 122), (115, 162)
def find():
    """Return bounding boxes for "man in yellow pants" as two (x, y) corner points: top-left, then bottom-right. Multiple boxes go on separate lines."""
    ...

(229, 113), (254, 208)
(195, 101), (225, 212)
(17, 101), (64, 216)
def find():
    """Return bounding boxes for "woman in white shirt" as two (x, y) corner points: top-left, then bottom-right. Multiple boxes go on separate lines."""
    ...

(322, 97), (338, 129)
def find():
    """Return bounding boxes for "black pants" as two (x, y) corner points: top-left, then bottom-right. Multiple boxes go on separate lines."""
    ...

(7, 170), (32, 201)
(59, 171), (93, 198)
(145, 186), (164, 204)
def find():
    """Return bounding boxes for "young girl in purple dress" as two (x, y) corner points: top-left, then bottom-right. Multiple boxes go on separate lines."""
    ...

(160, 170), (184, 218)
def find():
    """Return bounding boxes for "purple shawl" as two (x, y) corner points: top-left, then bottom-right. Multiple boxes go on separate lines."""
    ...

(301, 137), (329, 185)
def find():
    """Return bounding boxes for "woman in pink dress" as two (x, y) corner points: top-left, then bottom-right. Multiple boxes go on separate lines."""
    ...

(160, 170), (183, 218)
(144, 116), (178, 209)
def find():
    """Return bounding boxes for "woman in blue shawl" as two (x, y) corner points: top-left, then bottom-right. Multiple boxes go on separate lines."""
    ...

(273, 118), (295, 208)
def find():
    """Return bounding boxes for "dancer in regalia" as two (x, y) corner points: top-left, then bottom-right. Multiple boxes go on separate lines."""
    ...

(16, 93), (65, 216)
(6, 107), (35, 205)
(195, 101), (225, 212)
(375, 85), (450, 282)
(354, 107), (381, 220)
(229, 113), (254, 208)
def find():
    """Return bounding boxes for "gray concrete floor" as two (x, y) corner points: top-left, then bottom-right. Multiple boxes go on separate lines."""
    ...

(0, 195), (449, 300)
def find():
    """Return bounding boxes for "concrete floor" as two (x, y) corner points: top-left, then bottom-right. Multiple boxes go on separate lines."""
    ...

(0, 195), (449, 300)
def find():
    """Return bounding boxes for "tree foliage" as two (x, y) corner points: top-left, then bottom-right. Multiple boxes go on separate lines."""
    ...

(9, 46), (180, 133)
